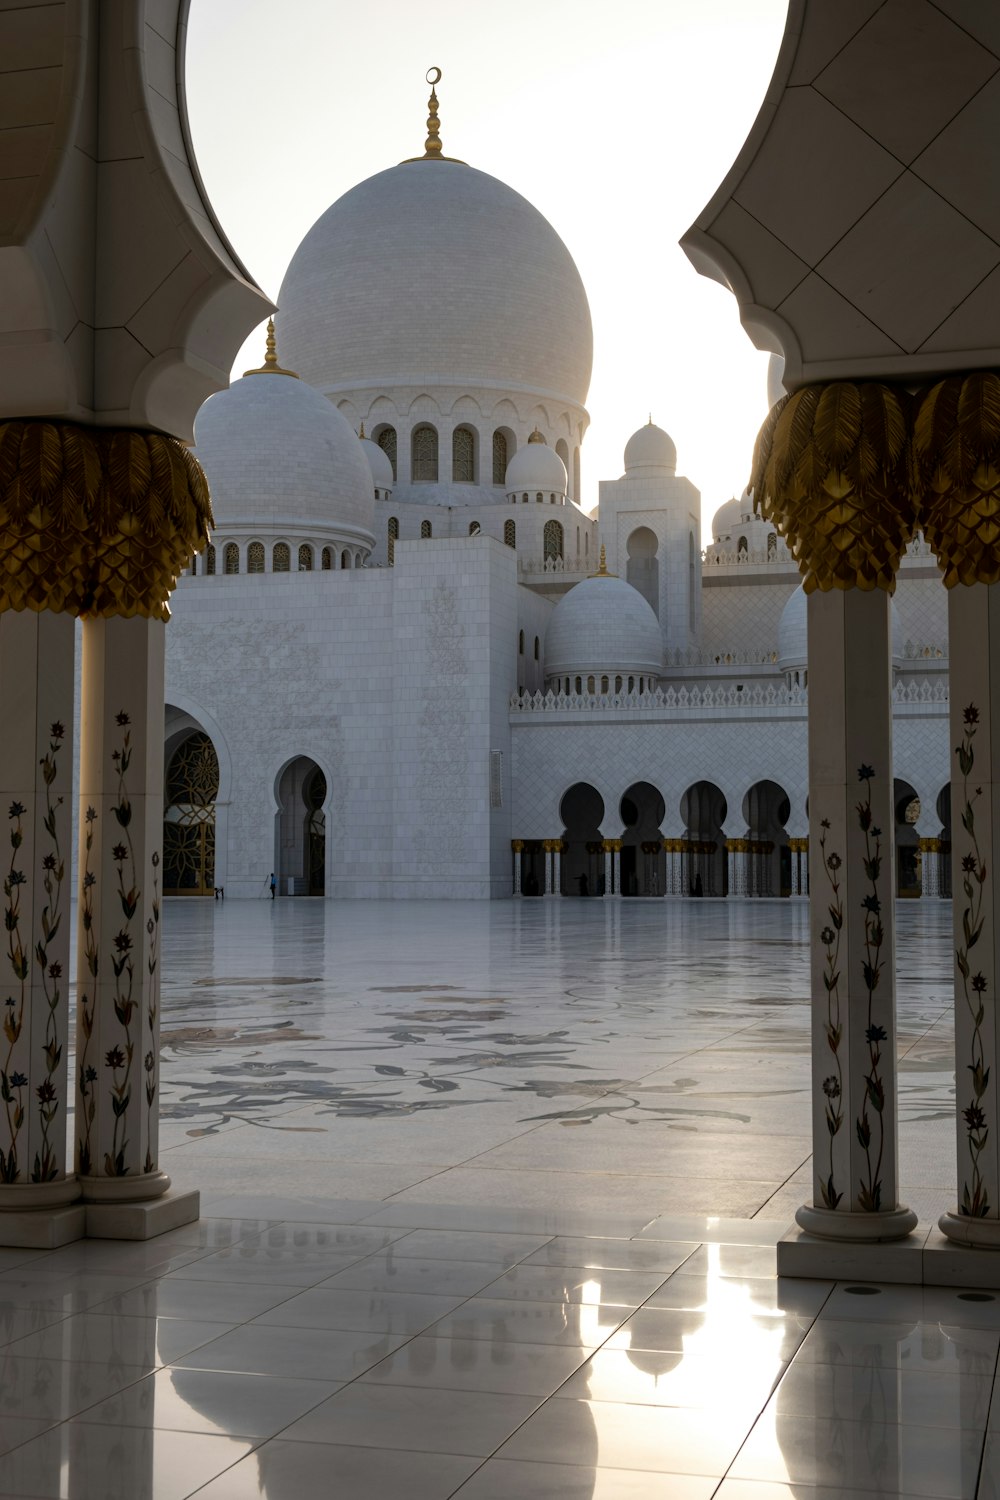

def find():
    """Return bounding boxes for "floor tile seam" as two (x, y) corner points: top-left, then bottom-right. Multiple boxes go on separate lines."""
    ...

(749, 1150), (814, 1219)
(972, 1337), (1000, 1495)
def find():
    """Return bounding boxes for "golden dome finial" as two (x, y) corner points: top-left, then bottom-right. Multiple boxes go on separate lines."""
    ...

(424, 66), (443, 159)
(528, 427), (546, 444)
(589, 543), (615, 579)
(359, 421), (366, 439)
(243, 317), (299, 379)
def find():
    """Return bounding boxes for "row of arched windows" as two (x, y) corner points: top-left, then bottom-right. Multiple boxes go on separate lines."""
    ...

(369, 425), (575, 494)
(512, 493), (563, 505)
(556, 675), (653, 695)
(197, 542), (363, 575)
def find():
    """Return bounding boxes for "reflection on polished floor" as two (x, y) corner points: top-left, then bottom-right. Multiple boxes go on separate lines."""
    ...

(3, 896), (995, 1499)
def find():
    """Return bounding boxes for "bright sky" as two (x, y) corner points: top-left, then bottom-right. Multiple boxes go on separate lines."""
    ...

(185, 0), (789, 537)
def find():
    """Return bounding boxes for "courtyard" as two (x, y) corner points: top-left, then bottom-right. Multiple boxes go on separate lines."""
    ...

(1, 897), (996, 1498)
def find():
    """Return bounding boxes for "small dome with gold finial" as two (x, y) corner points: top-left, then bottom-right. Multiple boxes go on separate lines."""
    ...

(357, 422), (394, 496)
(504, 430), (568, 497)
(544, 546), (664, 690)
(193, 320), (376, 547)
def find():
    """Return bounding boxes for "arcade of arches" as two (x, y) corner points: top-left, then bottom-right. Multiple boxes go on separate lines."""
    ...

(512, 777), (952, 900)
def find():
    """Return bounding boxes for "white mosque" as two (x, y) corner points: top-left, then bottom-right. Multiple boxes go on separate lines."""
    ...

(165, 84), (951, 904)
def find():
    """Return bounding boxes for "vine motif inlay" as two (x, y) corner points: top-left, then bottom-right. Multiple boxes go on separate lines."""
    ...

(955, 703), (990, 1217)
(106, 712), (139, 1176)
(77, 806), (99, 1177)
(856, 765), (886, 1213)
(818, 818), (844, 1210)
(144, 849), (160, 1174)
(0, 800), (28, 1182)
(33, 722), (66, 1182)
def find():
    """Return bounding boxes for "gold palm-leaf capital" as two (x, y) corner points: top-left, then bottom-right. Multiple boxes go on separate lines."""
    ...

(913, 371), (1000, 587)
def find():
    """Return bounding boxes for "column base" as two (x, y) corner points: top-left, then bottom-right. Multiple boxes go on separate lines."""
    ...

(795, 1202), (918, 1242)
(938, 1211), (1000, 1249)
(0, 1178), (81, 1210)
(77, 1170), (171, 1204)
(85, 1188), (199, 1241)
(0, 1204), (86, 1249)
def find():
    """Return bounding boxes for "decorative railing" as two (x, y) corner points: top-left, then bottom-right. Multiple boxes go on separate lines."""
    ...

(518, 557), (592, 577)
(509, 677), (949, 714)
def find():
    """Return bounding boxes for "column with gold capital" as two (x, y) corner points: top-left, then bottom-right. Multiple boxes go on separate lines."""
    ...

(915, 374), (1000, 1248)
(74, 432), (211, 1237)
(753, 383), (917, 1246)
(511, 840), (524, 897)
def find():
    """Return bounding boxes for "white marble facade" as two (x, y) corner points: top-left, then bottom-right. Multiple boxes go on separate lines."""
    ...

(165, 131), (955, 903)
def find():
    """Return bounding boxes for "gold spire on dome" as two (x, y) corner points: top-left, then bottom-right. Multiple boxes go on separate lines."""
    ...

(401, 68), (467, 164)
(590, 543), (616, 578)
(243, 318), (299, 379)
(359, 422), (366, 439)
(528, 428), (546, 444)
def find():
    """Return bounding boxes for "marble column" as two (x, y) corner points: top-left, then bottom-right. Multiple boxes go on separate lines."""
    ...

(797, 588), (916, 1242)
(75, 616), (197, 1237)
(542, 840), (554, 896)
(726, 839), (738, 898)
(918, 838), (939, 899)
(602, 839), (621, 897)
(0, 611), (82, 1245)
(940, 584), (1000, 1244)
(511, 840), (523, 898)
(552, 842), (563, 897)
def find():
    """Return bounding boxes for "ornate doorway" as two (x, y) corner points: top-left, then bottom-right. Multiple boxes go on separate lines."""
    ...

(163, 732), (219, 894)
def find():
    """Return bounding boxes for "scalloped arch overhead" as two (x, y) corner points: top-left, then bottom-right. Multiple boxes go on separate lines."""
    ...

(681, 1), (1000, 388)
(0, 2), (270, 436)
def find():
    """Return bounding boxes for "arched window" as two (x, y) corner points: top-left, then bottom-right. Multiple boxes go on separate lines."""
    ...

(536, 492), (543, 504)
(412, 424), (438, 482)
(615, 675), (622, 692)
(504, 519), (516, 548)
(519, 630), (524, 655)
(534, 636), (539, 661)
(420, 519), (432, 539)
(492, 430), (508, 485)
(298, 544), (313, 571)
(767, 531), (777, 559)
(573, 447), (581, 504)
(556, 438), (570, 481)
(247, 542), (265, 573)
(223, 542), (239, 574)
(452, 427), (475, 483)
(377, 426), (397, 480)
(521, 493), (528, 503)
(469, 521), (480, 536)
(585, 533), (589, 557)
(601, 675), (609, 694)
(387, 515), (398, 566)
(341, 550), (350, 569)
(587, 675), (595, 695)
(737, 535), (748, 556)
(544, 520), (563, 561)
(206, 544), (216, 575)
(321, 547), (332, 570)
(273, 542), (290, 572)
(575, 676), (582, 695)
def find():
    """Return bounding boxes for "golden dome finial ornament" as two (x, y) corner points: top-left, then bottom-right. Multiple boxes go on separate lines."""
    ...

(528, 427), (546, 444)
(402, 68), (466, 165)
(423, 67), (443, 159)
(243, 317), (299, 379)
(359, 421), (366, 439)
(590, 543), (615, 578)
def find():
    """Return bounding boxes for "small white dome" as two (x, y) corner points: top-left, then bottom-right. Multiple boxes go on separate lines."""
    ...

(194, 366), (376, 544)
(505, 435), (568, 494)
(545, 571), (664, 681)
(777, 584), (905, 670)
(624, 421), (676, 476)
(359, 436), (394, 491)
(711, 491), (753, 541)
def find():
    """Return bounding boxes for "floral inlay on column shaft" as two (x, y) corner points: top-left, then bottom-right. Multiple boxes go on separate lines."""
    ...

(106, 712), (139, 1176)
(144, 850), (160, 1174)
(818, 820), (844, 1210)
(77, 808), (98, 1177)
(856, 765), (887, 1213)
(955, 703), (990, 1218)
(0, 800), (27, 1182)
(34, 721), (66, 1182)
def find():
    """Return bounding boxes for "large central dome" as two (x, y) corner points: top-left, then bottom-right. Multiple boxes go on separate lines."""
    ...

(277, 160), (593, 406)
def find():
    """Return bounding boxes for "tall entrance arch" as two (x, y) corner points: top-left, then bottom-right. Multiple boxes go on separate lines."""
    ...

(626, 527), (659, 617)
(680, 781), (727, 895)
(163, 730), (219, 895)
(620, 782), (666, 896)
(275, 758), (327, 896)
(894, 778), (921, 897)
(743, 779), (791, 896)
(560, 783), (604, 896)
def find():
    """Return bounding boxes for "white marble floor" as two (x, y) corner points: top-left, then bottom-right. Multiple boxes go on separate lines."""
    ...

(4, 895), (993, 1499)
